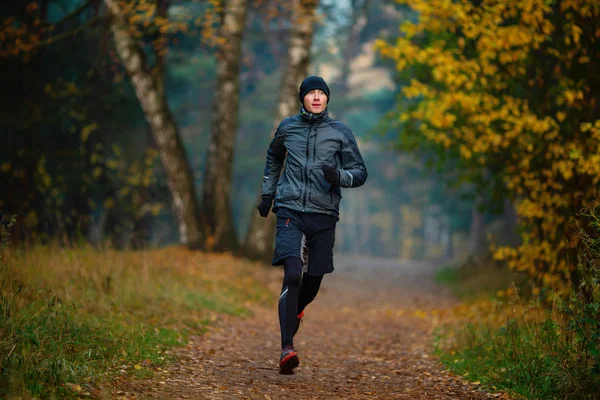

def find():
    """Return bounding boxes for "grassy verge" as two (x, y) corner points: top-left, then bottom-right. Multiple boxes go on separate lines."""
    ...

(434, 256), (529, 301)
(0, 244), (275, 397)
(434, 257), (600, 398)
(435, 294), (600, 399)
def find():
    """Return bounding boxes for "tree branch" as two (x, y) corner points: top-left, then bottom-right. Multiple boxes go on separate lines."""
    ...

(36, 15), (110, 48)
(50, 0), (99, 27)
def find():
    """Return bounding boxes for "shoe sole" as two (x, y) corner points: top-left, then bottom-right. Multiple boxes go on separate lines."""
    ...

(279, 353), (299, 375)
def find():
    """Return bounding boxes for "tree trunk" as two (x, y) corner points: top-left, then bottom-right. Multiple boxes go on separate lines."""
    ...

(329, 0), (369, 256)
(104, 0), (204, 248)
(202, 0), (248, 252)
(443, 217), (454, 260)
(153, 0), (170, 98)
(130, 0), (169, 248)
(243, 0), (319, 261)
(468, 200), (485, 255)
(336, 0), (369, 103)
(501, 199), (519, 246)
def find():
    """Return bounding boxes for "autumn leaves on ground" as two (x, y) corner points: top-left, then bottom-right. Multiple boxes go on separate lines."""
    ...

(0, 246), (507, 399)
(115, 255), (511, 400)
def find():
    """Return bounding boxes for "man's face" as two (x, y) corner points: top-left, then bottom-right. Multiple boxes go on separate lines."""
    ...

(303, 89), (328, 114)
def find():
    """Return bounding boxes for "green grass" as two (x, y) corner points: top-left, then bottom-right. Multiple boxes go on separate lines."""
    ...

(436, 314), (600, 399)
(0, 245), (274, 398)
(435, 259), (528, 300)
(434, 249), (600, 399)
(434, 266), (460, 285)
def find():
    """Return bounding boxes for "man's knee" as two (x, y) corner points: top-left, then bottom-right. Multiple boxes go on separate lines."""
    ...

(284, 272), (302, 287)
(283, 257), (303, 287)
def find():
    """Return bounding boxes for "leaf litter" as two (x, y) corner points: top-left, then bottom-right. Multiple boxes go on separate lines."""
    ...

(110, 257), (512, 399)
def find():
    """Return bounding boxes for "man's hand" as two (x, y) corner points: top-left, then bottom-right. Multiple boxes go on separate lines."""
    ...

(257, 196), (274, 217)
(320, 165), (339, 184)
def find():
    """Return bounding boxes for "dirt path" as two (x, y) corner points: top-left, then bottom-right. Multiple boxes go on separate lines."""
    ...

(114, 256), (506, 399)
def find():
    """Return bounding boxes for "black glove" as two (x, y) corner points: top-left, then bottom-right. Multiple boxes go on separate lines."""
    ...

(321, 165), (339, 184)
(257, 196), (273, 217)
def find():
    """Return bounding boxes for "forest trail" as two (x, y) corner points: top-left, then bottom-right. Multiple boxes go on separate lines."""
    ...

(114, 256), (508, 399)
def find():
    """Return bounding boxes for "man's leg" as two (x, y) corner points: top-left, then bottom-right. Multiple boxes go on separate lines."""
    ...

(292, 213), (336, 338)
(278, 257), (303, 374)
(271, 209), (307, 373)
(278, 257), (303, 348)
(291, 273), (323, 338)
(298, 273), (323, 314)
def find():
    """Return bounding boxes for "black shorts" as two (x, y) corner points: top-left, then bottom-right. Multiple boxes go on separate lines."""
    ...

(272, 207), (337, 276)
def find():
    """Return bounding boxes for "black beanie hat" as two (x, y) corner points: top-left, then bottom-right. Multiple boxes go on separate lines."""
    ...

(299, 76), (330, 104)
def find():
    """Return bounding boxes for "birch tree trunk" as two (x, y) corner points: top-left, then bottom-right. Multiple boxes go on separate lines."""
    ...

(243, 0), (319, 261)
(153, 0), (170, 98)
(202, 0), (248, 252)
(105, 0), (204, 248)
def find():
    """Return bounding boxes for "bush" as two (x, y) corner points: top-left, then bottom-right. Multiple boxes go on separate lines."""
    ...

(436, 202), (600, 399)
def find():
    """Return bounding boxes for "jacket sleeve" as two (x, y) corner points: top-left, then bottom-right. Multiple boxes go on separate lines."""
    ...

(261, 123), (287, 198)
(337, 129), (368, 188)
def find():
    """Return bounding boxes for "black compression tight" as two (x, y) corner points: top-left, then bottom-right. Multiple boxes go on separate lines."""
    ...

(278, 257), (324, 348)
(298, 273), (323, 314)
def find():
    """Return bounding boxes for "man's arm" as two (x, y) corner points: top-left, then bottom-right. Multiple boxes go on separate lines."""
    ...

(261, 123), (287, 198)
(337, 128), (367, 188)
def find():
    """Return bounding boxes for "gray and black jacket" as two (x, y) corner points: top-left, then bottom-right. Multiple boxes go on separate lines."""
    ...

(261, 108), (368, 219)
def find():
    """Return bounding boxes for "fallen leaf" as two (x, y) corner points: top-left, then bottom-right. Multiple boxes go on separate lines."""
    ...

(65, 383), (82, 392)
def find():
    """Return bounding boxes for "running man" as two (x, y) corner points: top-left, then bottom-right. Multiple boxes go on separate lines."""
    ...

(256, 76), (368, 374)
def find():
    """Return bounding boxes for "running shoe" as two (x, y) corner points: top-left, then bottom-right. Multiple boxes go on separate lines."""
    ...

(279, 345), (299, 375)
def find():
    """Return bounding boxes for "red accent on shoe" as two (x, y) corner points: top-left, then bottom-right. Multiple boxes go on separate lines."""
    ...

(297, 310), (305, 319)
(279, 351), (298, 368)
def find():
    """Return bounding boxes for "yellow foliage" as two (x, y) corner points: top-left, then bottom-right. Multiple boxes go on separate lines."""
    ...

(80, 123), (98, 144)
(104, 198), (115, 210)
(92, 167), (102, 179)
(378, 0), (600, 291)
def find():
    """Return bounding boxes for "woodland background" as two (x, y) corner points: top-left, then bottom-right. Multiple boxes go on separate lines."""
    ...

(1, 0), (599, 398)
(0, 0), (484, 263)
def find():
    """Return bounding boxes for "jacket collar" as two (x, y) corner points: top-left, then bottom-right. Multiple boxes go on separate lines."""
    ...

(300, 106), (329, 123)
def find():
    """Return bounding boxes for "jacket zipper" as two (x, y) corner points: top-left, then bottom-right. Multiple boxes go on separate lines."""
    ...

(302, 125), (312, 211)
